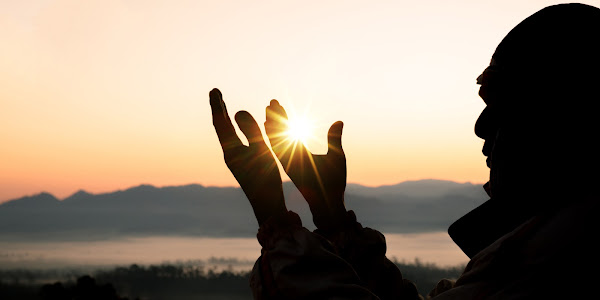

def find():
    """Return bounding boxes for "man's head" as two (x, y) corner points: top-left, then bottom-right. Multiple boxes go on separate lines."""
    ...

(475, 3), (600, 203)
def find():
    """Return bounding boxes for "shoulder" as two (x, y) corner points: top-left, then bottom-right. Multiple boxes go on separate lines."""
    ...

(435, 195), (599, 299)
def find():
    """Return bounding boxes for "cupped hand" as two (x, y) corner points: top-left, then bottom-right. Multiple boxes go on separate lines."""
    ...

(265, 99), (347, 230)
(210, 89), (286, 225)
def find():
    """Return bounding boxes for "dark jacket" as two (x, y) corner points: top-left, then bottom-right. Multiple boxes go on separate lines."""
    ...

(250, 195), (599, 299)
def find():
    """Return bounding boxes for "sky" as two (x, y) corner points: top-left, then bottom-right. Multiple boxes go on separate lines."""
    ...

(1, 0), (597, 202)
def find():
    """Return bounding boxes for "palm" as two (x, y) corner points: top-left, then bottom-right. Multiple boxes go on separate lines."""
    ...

(265, 100), (347, 229)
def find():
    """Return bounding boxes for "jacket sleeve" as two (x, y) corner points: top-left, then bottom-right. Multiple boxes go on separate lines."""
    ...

(316, 210), (422, 300)
(249, 210), (422, 300)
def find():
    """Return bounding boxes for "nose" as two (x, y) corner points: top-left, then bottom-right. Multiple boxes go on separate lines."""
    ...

(476, 73), (484, 85)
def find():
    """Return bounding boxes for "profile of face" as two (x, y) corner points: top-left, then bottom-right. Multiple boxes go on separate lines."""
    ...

(474, 4), (600, 202)
(474, 59), (524, 200)
(475, 59), (541, 201)
(475, 59), (502, 198)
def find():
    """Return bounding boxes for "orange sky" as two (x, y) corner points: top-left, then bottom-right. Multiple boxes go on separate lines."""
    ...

(2, 0), (596, 202)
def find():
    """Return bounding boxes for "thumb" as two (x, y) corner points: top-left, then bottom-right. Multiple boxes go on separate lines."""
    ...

(327, 121), (344, 154)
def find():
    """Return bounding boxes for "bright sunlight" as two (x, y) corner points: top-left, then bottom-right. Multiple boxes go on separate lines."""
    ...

(285, 116), (315, 144)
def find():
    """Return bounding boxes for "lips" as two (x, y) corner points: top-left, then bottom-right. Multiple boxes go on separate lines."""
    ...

(482, 139), (493, 169)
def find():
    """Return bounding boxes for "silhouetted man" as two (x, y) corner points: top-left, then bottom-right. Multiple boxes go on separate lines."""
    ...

(210, 3), (600, 299)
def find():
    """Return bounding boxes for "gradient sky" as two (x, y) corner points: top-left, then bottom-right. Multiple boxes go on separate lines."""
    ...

(2, 0), (596, 202)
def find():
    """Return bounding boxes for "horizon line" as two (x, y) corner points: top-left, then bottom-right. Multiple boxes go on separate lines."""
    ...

(1, 178), (487, 203)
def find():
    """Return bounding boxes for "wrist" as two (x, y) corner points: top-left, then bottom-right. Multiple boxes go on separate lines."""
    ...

(314, 210), (358, 240)
(310, 192), (347, 231)
(251, 192), (287, 226)
(313, 208), (353, 236)
(256, 210), (303, 248)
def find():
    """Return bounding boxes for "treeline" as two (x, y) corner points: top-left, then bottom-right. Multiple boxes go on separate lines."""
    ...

(1, 274), (134, 300)
(0, 259), (465, 300)
(395, 258), (464, 296)
(0, 264), (252, 300)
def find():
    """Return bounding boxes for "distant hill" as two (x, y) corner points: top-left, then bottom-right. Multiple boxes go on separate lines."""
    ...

(0, 180), (487, 241)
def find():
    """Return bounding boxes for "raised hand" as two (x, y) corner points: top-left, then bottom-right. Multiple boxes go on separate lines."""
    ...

(210, 89), (287, 226)
(265, 100), (347, 231)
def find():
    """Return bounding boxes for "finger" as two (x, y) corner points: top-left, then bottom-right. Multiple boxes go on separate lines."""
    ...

(234, 111), (268, 149)
(210, 88), (242, 151)
(265, 100), (290, 147)
(266, 100), (300, 168)
(265, 99), (289, 129)
(270, 99), (288, 119)
(327, 121), (344, 154)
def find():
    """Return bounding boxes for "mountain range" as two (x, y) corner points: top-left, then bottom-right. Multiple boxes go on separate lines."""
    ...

(0, 180), (488, 241)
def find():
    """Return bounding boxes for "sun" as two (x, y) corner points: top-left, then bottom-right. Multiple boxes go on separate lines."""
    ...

(285, 116), (315, 144)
